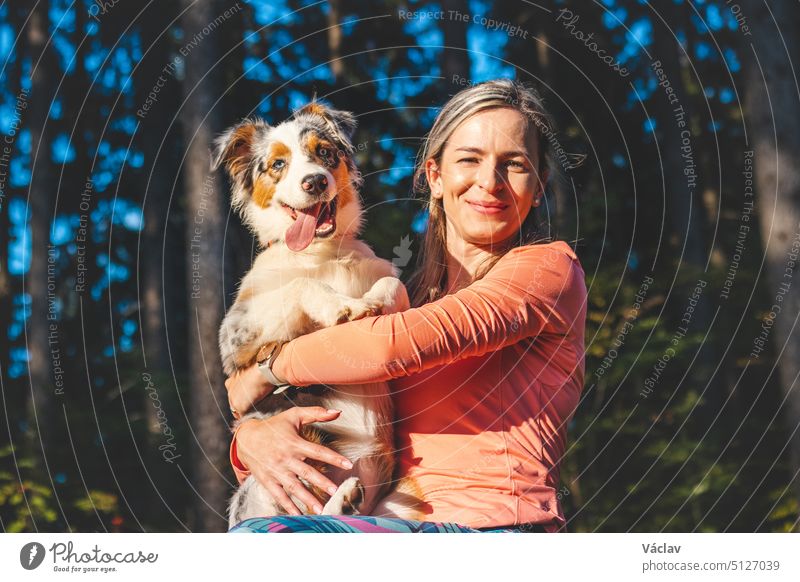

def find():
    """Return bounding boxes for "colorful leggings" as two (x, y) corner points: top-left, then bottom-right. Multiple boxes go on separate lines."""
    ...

(229, 515), (544, 533)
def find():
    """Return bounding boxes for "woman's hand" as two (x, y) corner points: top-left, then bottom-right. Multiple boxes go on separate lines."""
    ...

(225, 363), (273, 418)
(235, 407), (354, 515)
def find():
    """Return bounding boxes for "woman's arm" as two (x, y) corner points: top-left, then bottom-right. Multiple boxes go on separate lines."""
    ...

(275, 241), (585, 386)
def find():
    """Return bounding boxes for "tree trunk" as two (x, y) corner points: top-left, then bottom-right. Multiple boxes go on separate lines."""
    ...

(651, 15), (708, 269)
(742, 0), (800, 512)
(441, 0), (470, 86)
(138, 2), (175, 450)
(0, 182), (9, 397)
(532, 23), (575, 242)
(24, 0), (57, 462)
(327, 0), (343, 82)
(0, 1), (23, 405)
(649, 15), (720, 417)
(180, 0), (230, 532)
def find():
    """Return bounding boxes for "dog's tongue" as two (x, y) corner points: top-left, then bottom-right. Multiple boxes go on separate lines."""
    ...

(285, 202), (322, 251)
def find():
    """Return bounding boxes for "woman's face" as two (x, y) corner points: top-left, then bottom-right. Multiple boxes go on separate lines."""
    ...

(426, 107), (546, 247)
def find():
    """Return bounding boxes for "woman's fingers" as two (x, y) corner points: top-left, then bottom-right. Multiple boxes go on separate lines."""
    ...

(288, 458), (339, 497)
(291, 406), (342, 426)
(288, 407), (353, 468)
(250, 456), (325, 516)
(264, 479), (302, 516)
(278, 474), (324, 515)
(296, 438), (353, 470)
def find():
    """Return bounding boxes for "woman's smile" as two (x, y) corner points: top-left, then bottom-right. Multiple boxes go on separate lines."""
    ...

(465, 199), (510, 215)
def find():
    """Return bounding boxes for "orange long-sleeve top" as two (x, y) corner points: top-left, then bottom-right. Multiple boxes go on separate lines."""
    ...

(230, 240), (587, 530)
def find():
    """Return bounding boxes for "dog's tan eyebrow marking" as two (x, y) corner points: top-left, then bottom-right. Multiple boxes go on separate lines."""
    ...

(265, 142), (291, 177)
(305, 133), (322, 153)
(304, 133), (337, 166)
(269, 141), (291, 162)
(251, 142), (290, 208)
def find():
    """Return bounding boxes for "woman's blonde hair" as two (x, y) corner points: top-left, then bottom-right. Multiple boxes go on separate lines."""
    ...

(408, 78), (559, 306)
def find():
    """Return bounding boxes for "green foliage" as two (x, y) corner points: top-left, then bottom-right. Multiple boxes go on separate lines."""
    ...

(0, 445), (59, 532)
(564, 256), (798, 532)
(0, 442), (123, 532)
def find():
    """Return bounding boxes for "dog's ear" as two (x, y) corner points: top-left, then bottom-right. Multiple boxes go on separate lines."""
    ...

(212, 119), (269, 210)
(211, 118), (267, 177)
(295, 102), (357, 144)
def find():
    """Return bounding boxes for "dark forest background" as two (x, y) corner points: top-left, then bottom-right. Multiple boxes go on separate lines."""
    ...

(1, 0), (799, 532)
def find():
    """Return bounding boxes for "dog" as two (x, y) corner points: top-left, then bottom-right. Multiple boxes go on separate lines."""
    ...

(213, 102), (422, 528)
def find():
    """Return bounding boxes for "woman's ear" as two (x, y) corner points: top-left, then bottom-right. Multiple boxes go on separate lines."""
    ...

(425, 158), (443, 198)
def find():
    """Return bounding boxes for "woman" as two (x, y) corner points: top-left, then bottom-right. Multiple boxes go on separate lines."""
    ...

(225, 79), (587, 533)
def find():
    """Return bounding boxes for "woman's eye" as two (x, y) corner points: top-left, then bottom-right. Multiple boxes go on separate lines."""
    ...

(457, 157), (478, 164)
(271, 159), (286, 170)
(506, 160), (527, 170)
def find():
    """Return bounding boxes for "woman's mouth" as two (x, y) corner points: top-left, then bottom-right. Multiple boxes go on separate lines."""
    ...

(466, 200), (509, 215)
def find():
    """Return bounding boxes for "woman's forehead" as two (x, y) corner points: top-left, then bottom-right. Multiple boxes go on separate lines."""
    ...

(447, 108), (537, 153)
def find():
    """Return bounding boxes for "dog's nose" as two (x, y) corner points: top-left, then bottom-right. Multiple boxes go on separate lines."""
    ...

(301, 173), (328, 195)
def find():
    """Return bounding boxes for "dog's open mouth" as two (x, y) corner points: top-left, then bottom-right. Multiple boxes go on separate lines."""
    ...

(282, 197), (338, 251)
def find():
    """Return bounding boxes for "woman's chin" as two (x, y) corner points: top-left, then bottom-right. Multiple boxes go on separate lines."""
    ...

(459, 221), (517, 243)
(463, 231), (518, 247)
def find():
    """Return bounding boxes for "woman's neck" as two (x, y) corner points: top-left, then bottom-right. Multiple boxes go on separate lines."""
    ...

(444, 227), (500, 293)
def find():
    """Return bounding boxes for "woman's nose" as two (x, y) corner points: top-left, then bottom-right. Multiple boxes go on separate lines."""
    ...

(477, 161), (503, 193)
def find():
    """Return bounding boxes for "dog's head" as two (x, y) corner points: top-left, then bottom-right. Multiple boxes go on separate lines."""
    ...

(212, 102), (364, 251)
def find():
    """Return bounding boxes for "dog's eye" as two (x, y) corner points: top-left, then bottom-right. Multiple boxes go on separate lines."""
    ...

(317, 146), (330, 158)
(271, 159), (286, 170)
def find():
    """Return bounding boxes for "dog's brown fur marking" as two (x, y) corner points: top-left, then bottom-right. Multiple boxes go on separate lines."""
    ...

(304, 133), (337, 168)
(252, 142), (291, 207)
(252, 179), (275, 208)
(224, 124), (257, 177)
(269, 141), (291, 165)
(298, 102), (328, 118)
(332, 161), (355, 208)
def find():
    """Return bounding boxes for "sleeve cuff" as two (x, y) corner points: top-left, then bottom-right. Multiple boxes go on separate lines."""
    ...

(229, 423), (251, 484)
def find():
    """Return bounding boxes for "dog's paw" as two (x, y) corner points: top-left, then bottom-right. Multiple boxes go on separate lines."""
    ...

(322, 476), (365, 515)
(341, 479), (366, 514)
(315, 297), (382, 327)
(345, 298), (384, 321)
(219, 332), (241, 377)
(220, 313), (267, 373)
(363, 277), (409, 315)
